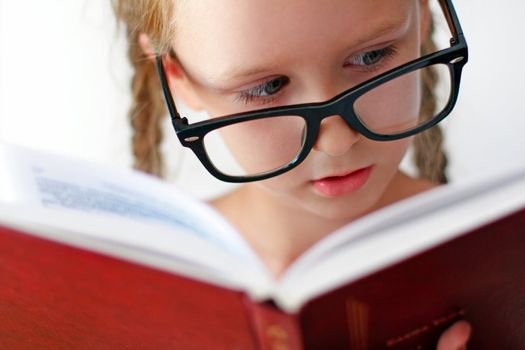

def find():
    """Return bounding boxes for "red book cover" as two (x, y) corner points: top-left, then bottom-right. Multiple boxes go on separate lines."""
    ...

(296, 206), (525, 349)
(1, 206), (524, 349)
(0, 225), (258, 350)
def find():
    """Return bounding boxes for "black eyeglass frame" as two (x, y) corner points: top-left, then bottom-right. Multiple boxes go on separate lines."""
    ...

(156, 0), (468, 183)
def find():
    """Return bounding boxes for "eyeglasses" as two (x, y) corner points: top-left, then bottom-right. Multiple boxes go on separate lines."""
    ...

(156, 0), (468, 183)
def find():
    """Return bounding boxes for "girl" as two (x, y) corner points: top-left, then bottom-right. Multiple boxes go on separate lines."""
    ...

(115, 0), (471, 348)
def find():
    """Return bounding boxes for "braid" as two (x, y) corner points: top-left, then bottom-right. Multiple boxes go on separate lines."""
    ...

(113, 0), (175, 178)
(413, 16), (449, 184)
(128, 30), (166, 177)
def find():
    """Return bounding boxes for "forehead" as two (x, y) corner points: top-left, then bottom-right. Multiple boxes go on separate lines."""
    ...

(173, 0), (414, 82)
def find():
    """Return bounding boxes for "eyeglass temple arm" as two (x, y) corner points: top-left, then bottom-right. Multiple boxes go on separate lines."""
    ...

(439, 0), (465, 41)
(155, 55), (187, 127)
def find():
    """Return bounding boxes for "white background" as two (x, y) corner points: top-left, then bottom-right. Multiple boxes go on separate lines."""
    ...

(1, 0), (524, 199)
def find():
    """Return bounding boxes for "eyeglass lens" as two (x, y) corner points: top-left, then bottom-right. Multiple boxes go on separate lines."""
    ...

(202, 62), (452, 177)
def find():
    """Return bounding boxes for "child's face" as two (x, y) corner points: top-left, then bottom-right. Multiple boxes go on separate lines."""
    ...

(169, 0), (428, 219)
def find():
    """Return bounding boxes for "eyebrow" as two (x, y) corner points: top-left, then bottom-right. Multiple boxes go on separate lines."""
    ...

(215, 18), (410, 83)
(351, 18), (410, 52)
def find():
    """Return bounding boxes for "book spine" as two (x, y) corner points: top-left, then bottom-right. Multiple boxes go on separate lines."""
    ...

(244, 297), (304, 350)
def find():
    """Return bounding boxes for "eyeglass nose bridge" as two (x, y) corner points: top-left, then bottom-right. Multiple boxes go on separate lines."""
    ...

(307, 93), (369, 137)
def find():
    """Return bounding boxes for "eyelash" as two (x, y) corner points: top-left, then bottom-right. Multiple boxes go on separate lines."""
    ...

(235, 45), (398, 106)
(236, 77), (290, 106)
(345, 45), (398, 72)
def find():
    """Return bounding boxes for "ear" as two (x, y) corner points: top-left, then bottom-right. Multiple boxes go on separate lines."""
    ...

(138, 33), (205, 111)
(418, 0), (431, 43)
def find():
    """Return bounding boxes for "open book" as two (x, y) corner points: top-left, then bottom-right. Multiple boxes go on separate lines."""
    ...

(1, 142), (524, 350)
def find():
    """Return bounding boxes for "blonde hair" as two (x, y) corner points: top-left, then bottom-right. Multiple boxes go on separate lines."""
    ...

(113, 0), (174, 176)
(113, 1), (448, 183)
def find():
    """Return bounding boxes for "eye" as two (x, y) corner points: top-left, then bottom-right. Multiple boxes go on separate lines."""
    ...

(237, 76), (290, 105)
(345, 46), (398, 70)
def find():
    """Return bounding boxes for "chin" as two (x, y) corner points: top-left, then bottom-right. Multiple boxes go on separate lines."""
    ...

(298, 185), (383, 223)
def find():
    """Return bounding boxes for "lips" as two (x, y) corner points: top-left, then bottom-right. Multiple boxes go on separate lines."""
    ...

(312, 166), (372, 197)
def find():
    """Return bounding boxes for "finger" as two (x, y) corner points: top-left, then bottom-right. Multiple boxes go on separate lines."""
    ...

(436, 320), (471, 350)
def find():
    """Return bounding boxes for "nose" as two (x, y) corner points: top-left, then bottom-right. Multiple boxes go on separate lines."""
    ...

(313, 115), (361, 156)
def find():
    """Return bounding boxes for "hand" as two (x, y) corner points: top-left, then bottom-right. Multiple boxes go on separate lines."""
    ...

(437, 321), (471, 350)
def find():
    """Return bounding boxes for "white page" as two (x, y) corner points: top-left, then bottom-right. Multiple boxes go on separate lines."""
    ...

(0, 142), (268, 278)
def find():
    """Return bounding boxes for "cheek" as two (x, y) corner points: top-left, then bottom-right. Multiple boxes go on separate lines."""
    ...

(363, 137), (412, 167)
(379, 138), (412, 165)
(252, 162), (311, 197)
(354, 61), (423, 134)
(354, 72), (421, 133)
